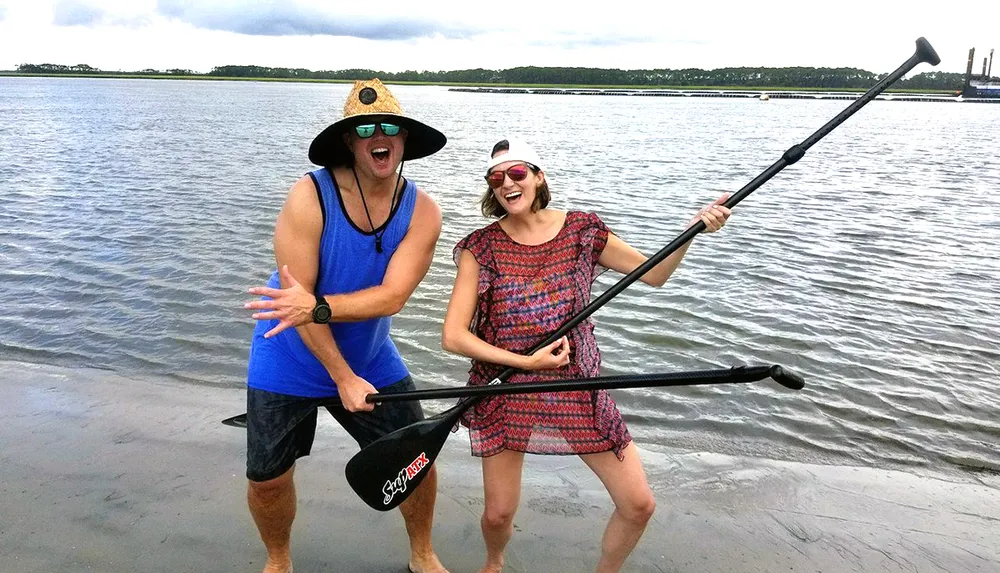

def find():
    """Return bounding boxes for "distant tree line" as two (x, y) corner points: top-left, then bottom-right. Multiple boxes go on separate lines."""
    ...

(203, 64), (975, 91)
(16, 63), (195, 75)
(13, 62), (977, 91)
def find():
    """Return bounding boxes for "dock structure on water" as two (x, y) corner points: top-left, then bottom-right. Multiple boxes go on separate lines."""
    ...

(962, 46), (999, 99)
(449, 86), (1000, 104)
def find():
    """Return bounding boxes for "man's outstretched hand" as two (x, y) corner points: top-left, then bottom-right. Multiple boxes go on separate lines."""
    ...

(244, 265), (316, 338)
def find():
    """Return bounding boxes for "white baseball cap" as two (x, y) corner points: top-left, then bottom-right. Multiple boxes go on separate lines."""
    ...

(486, 137), (543, 173)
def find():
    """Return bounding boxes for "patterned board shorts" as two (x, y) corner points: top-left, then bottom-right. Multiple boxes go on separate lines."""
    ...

(246, 375), (424, 482)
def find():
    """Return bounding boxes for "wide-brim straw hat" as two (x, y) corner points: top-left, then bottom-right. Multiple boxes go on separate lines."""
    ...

(308, 78), (446, 167)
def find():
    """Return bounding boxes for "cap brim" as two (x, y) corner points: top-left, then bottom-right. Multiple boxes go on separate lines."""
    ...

(308, 114), (447, 167)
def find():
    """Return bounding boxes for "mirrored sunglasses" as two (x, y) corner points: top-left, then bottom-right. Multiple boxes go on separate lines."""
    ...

(354, 123), (401, 138)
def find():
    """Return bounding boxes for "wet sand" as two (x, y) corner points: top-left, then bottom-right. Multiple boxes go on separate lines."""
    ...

(3, 360), (998, 572)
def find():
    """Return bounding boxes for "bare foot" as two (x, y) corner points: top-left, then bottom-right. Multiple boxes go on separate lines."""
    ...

(476, 560), (504, 573)
(262, 556), (292, 573)
(408, 552), (450, 573)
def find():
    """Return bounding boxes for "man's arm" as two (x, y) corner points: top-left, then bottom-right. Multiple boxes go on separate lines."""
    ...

(270, 176), (375, 411)
(327, 189), (442, 319)
(245, 188), (442, 335)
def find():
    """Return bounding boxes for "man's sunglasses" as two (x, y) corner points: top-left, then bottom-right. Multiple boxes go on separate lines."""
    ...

(485, 164), (534, 189)
(354, 123), (401, 138)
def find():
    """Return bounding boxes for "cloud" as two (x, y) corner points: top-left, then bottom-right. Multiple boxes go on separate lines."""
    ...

(0, 6), (7, 22)
(52, 0), (105, 26)
(38, 1), (685, 53)
(536, 34), (697, 50)
(155, 0), (482, 40)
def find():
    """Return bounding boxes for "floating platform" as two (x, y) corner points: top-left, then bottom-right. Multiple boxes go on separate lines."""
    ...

(449, 87), (1000, 103)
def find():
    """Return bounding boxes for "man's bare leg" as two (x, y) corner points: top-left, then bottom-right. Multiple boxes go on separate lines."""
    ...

(248, 465), (296, 573)
(399, 464), (449, 573)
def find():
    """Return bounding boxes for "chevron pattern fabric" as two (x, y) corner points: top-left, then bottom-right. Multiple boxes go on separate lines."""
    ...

(453, 211), (632, 459)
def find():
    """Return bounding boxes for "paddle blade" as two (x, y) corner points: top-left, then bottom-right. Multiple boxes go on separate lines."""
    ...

(222, 414), (248, 428)
(345, 406), (462, 511)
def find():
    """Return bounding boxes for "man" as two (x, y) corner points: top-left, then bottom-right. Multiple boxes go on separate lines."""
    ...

(243, 78), (449, 573)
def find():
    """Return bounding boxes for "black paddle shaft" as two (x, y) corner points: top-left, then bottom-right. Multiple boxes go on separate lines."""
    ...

(369, 365), (804, 403)
(221, 365), (803, 428)
(490, 37), (940, 384)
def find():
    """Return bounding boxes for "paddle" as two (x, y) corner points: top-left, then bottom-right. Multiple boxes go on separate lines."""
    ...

(219, 364), (804, 428)
(345, 365), (802, 510)
(341, 37), (940, 511)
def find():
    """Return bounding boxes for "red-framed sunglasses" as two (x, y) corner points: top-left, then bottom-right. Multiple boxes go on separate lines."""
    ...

(485, 164), (534, 189)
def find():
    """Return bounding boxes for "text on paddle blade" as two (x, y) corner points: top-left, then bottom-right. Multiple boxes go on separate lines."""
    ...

(382, 452), (430, 506)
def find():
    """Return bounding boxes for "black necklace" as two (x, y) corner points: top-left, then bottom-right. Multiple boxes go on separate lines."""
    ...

(352, 163), (404, 254)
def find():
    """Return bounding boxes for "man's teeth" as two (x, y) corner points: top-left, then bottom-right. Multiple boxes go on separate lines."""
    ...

(373, 147), (388, 154)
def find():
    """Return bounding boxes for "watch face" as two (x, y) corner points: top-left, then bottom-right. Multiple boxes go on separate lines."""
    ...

(314, 306), (332, 323)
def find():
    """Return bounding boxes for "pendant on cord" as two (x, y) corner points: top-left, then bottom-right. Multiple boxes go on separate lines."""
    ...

(350, 165), (402, 256)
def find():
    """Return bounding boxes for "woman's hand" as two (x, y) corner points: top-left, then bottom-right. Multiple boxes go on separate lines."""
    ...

(523, 336), (571, 371)
(689, 193), (732, 232)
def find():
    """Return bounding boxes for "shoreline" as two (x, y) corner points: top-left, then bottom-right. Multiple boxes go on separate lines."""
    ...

(4, 73), (996, 102)
(4, 359), (998, 572)
(0, 72), (961, 95)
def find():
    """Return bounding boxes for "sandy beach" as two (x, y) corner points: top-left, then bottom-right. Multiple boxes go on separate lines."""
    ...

(3, 360), (997, 573)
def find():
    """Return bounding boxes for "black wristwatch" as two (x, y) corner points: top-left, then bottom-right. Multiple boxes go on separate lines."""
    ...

(312, 294), (332, 324)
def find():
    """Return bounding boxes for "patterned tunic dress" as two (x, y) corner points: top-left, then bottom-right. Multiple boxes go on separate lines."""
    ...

(453, 211), (632, 459)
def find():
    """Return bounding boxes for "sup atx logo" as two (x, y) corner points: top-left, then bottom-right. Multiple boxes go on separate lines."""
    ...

(382, 451), (431, 506)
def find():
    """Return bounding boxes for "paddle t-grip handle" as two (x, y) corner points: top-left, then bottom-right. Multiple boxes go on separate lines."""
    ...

(915, 37), (941, 66)
(769, 365), (805, 390)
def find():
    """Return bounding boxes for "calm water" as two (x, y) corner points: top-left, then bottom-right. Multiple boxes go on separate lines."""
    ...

(1, 77), (998, 475)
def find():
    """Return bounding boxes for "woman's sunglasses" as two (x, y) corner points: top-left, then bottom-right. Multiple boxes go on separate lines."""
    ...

(485, 164), (533, 189)
(354, 123), (401, 138)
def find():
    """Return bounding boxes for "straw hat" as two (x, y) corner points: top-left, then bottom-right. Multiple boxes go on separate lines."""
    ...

(308, 78), (446, 167)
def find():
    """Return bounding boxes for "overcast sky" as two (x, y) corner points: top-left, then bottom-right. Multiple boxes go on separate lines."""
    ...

(0, 0), (997, 75)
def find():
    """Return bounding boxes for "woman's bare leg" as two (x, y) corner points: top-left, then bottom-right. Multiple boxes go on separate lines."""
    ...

(580, 444), (656, 573)
(478, 450), (525, 573)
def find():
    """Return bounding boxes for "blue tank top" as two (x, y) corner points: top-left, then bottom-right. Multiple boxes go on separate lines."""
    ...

(246, 168), (415, 397)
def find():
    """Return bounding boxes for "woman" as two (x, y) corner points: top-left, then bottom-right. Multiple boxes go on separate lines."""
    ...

(441, 137), (731, 573)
